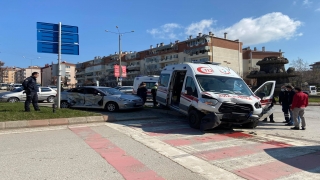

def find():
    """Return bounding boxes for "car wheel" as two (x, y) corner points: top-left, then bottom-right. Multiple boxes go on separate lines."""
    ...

(8, 97), (19, 103)
(105, 102), (119, 112)
(188, 110), (203, 129)
(60, 101), (69, 108)
(47, 96), (55, 103)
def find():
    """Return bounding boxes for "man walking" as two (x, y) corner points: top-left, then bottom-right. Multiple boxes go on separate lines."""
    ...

(22, 72), (40, 112)
(279, 86), (290, 123)
(290, 87), (308, 130)
(151, 83), (158, 107)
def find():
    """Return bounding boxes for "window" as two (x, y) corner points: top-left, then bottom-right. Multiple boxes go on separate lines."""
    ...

(185, 77), (198, 97)
(68, 88), (85, 93)
(159, 74), (170, 87)
(85, 88), (99, 95)
(41, 88), (52, 92)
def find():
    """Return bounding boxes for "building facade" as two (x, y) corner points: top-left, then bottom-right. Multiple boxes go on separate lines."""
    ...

(76, 32), (243, 87)
(242, 47), (283, 85)
(15, 66), (42, 84)
(0, 67), (20, 83)
(310, 61), (320, 71)
(41, 62), (76, 87)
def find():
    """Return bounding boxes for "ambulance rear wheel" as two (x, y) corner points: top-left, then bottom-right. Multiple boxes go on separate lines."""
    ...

(188, 110), (203, 129)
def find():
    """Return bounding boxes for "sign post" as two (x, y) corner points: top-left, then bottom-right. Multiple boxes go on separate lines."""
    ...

(37, 22), (79, 108)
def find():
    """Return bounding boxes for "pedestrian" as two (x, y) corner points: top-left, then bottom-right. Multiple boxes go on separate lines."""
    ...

(279, 85), (290, 123)
(262, 96), (276, 123)
(286, 85), (300, 126)
(22, 72), (40, 112)
(137, 82), (147, 105)
(151, 83), (158, 107)
(290, 87), (308, 130)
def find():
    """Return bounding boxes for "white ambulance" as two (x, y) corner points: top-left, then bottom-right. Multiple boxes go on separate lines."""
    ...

(156, 62), (275, 129)
(132, 76), (159, 99)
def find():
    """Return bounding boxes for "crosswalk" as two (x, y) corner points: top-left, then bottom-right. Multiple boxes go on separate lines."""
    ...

(103, 119), (320, 180)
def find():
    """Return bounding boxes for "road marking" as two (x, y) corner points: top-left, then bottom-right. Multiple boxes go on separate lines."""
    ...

(105, 122), (245, 180)
(70, 126), (164, 180)
(234, 151), (320, 180)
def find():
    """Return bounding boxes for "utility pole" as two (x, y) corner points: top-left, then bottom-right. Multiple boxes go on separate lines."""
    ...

(105, 27), (134, 86)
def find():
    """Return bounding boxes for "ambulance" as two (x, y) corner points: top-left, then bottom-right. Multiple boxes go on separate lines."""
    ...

(132, 75), (159, 99)
(156, 62), (275, 130)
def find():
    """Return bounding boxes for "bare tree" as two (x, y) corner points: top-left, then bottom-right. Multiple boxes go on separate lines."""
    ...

(0, 61), (4, 82)
(289, 58), (320, 87)
(144, 64), (161, 75)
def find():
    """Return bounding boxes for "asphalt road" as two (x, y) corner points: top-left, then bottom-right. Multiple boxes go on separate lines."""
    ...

(0, 106), (319, 179)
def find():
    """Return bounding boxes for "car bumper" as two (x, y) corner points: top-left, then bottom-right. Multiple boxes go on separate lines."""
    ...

(118, 101), (144, 110)
(216, 113), (260, 125)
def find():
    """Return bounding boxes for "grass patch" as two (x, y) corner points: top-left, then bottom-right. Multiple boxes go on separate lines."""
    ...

(274, 97), (320, 103)
(0, 102), (100, 122)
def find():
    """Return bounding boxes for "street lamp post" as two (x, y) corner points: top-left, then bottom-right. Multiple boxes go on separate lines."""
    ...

(105, 27), (134, 86)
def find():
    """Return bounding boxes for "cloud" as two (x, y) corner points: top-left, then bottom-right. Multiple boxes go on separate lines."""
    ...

(217, 12), (302, 45)
(303, 0), (312, 5)
(147, 23), (182, 39)
(316, 8), (320, 11)
(185, 19), (215, 35)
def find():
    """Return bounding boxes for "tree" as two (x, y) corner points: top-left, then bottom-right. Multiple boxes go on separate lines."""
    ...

(289, 58), (320, 87)
(0, 61), (5, 83)
(144, 64), (161, 75)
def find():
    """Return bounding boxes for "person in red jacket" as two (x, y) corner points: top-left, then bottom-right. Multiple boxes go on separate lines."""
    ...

(290, 87), (308, 130)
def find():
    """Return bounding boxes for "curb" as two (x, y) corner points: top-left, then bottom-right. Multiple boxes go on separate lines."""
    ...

(0, 114), (160, 130)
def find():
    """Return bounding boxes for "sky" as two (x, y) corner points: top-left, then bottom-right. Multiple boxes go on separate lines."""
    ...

(0, 0), (319, 68)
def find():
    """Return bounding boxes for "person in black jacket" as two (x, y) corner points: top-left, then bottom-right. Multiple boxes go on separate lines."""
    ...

(22, 72), (40, 112)
(262, 96), (276, 122)
(137, 82), (147, 105)
(279, 86), (290, 123)
(286, 85), (300, 126)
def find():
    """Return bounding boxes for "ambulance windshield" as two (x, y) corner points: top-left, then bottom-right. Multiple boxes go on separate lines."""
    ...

(196, 75), (253, 96)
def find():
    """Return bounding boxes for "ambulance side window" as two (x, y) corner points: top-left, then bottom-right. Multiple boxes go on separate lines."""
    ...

(185, 77), (198, 98)
(159, 74), (170, 87)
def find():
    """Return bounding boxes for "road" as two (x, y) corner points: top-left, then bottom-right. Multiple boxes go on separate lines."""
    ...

(0, 105), (319, 180)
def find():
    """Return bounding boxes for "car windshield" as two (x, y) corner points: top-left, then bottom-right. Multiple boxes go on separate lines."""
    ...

(98, 88), (123, 95)
(311, 87), (316, 90)
(11, 88), (24, 92)
(196, 75), (253, 96)
(14, 85), (21, 87)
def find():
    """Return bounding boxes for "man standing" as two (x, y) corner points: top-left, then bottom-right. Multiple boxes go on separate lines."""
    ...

(151, 83), (158, 107)
(286, 85), (297, 126)
(279, 86), (290, 123)
(22, 72), (40, 112)
(290, 87), (308, 130)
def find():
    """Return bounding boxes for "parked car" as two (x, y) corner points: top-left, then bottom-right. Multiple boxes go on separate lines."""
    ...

(7, 84), (22, 91)
(56, 86), (143, 112)
(114, 86), (134, 94)
(0, 87), (56, 103)
(0, 83), (8, 90)
(47, 86), (58, 91)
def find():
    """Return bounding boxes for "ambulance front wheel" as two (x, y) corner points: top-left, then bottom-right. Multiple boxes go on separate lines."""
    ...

(188, 110), (203, 129)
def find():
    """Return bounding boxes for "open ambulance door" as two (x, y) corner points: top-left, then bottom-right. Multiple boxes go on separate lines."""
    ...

(254, 81), (276, 120)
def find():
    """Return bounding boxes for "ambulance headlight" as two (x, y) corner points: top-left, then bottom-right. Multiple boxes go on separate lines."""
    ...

(199, 98), (219, 106)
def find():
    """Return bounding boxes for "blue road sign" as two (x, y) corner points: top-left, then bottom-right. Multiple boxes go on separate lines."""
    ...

(37, 30), (79, 44)
(37, 22), (78, 33)
(37, 42), (79, 55)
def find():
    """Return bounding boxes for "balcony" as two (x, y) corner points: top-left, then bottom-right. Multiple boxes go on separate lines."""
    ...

(127, 71), (140, 75)
(159, 57), (179, 63)
(127, 64), (140, 69)
(76, 71), (85, 75)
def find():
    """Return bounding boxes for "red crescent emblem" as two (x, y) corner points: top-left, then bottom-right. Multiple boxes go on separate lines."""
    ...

(197, 67), (214, 74)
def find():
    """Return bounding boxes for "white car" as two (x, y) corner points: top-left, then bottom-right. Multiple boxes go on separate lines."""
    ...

(0, 87), (56, 103)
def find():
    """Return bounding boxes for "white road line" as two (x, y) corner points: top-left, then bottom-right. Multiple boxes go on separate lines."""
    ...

(105, 122), (245, 180)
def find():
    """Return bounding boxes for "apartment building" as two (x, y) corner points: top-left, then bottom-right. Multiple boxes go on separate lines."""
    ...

(0, 67), (21, 83)
(41, 62), (76, 87)
(242, 47), (283, 84)
(15, 66), (42, 84)
(76, 32), (243, 86)
(310, 61), (320, 71)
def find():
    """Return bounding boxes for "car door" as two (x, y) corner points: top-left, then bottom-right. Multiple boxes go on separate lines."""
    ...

(67, 88), (85, 107)
(39, 87), (52, 101)
(179, 76), (197, 114)
(84, 88), (104, 108)
(254, 81), (276, 120)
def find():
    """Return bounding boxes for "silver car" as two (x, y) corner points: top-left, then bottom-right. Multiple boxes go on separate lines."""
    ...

(0, 87), (56, 103)
(114, 86), (134, 94)
(56, 86), (143, 112)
